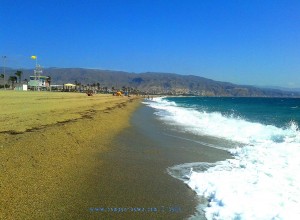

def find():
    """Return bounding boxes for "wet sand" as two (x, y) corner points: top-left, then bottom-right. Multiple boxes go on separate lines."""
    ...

(0, 91), (230, 219)
(91, 105), (231, 219)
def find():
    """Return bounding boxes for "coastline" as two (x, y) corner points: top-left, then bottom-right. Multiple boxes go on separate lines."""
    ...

(1, 91), (231, 219)
(0, 91), (142, 219)
(101, 104), (232, 219)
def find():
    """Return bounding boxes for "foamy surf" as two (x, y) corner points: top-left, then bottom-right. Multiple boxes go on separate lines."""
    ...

(144, 97), (300, 220)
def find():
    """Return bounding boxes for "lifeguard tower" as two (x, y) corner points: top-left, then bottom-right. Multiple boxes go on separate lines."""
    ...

(28, 56), (50, 91)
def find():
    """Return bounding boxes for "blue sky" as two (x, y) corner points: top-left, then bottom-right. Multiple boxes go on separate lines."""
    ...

(1, 0), (300, 87)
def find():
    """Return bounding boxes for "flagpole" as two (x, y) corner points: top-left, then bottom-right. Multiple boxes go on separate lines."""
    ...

(37, 57), (39, 91)
(2, 56), (6, 89)
(31, 56), (38, 91)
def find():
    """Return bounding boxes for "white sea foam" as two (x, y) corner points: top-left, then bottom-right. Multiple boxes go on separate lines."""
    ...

(145, 97), (300, 220)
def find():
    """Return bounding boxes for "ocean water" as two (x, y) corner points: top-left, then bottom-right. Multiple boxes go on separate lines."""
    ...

(143, 97), (300, 220)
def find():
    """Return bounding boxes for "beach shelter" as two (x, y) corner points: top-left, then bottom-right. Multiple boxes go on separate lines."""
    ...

(64, 83), (76, 91)
(64, 83), (76, 87)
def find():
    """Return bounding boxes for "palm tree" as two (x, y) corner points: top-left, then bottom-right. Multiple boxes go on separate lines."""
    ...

(9, 76), (17, 89)
(46, 76), (51, 91)
(76, 81), (81, 91)
(0, 74), (4, 88)
(15, 70), (22, 83)
(74, 80), (81, 91)
(46, 76), (51, 86)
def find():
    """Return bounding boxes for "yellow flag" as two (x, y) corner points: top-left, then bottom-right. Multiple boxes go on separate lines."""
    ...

(31, 55), (37, 60)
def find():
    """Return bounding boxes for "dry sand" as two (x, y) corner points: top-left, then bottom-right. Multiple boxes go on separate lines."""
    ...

(0, 91), (141, 219)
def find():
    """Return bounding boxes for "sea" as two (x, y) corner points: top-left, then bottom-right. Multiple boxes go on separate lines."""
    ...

(143, 96), (300, 220)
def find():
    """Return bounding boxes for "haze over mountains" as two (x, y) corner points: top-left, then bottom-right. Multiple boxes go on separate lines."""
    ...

(4, 67), (300, 97)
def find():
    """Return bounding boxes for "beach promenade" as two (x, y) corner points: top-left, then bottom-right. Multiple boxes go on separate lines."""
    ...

(0, 91), (143, 219)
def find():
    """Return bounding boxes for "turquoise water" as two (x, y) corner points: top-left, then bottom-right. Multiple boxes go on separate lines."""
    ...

(165, 97), (300, 128)
(144, 97), (300, 220)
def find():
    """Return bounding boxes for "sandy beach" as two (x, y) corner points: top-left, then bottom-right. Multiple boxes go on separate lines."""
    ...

(0, 91), (143, 219)
(0, 91), (231, 219)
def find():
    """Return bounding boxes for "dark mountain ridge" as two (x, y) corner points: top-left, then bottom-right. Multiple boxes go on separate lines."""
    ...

(3, 67), (299, 97)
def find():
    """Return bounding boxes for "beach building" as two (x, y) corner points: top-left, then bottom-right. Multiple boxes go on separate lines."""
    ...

(15, 84), (28, 91)
(50, 84), (63, 91)
(28, 76), (50, 90)
(63, 83), (76, 91)
(27, 61), (52, 91)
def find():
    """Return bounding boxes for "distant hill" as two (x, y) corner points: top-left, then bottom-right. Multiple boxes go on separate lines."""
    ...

(258, 86), (300, 93)
(3, 67), (300, 97)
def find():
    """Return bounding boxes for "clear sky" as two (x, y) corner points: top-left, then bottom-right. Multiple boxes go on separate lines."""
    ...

(1, 0), (300, 88)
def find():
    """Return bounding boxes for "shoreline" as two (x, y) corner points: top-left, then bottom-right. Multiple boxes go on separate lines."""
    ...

(1, 92), (231, 219)
(101, 104), (232, 219)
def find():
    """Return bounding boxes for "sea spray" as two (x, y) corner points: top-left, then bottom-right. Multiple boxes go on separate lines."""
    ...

(145, 97), (300, 220)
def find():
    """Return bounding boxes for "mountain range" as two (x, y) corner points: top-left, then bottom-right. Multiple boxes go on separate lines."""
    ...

(3, 67), (300, 97)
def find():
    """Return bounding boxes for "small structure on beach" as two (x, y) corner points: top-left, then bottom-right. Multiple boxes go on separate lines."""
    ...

(63, 83), (76, 92)
(15, 84), (28, 91)
(28, 76), (50, 90)
(28, 56), (51, 91)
